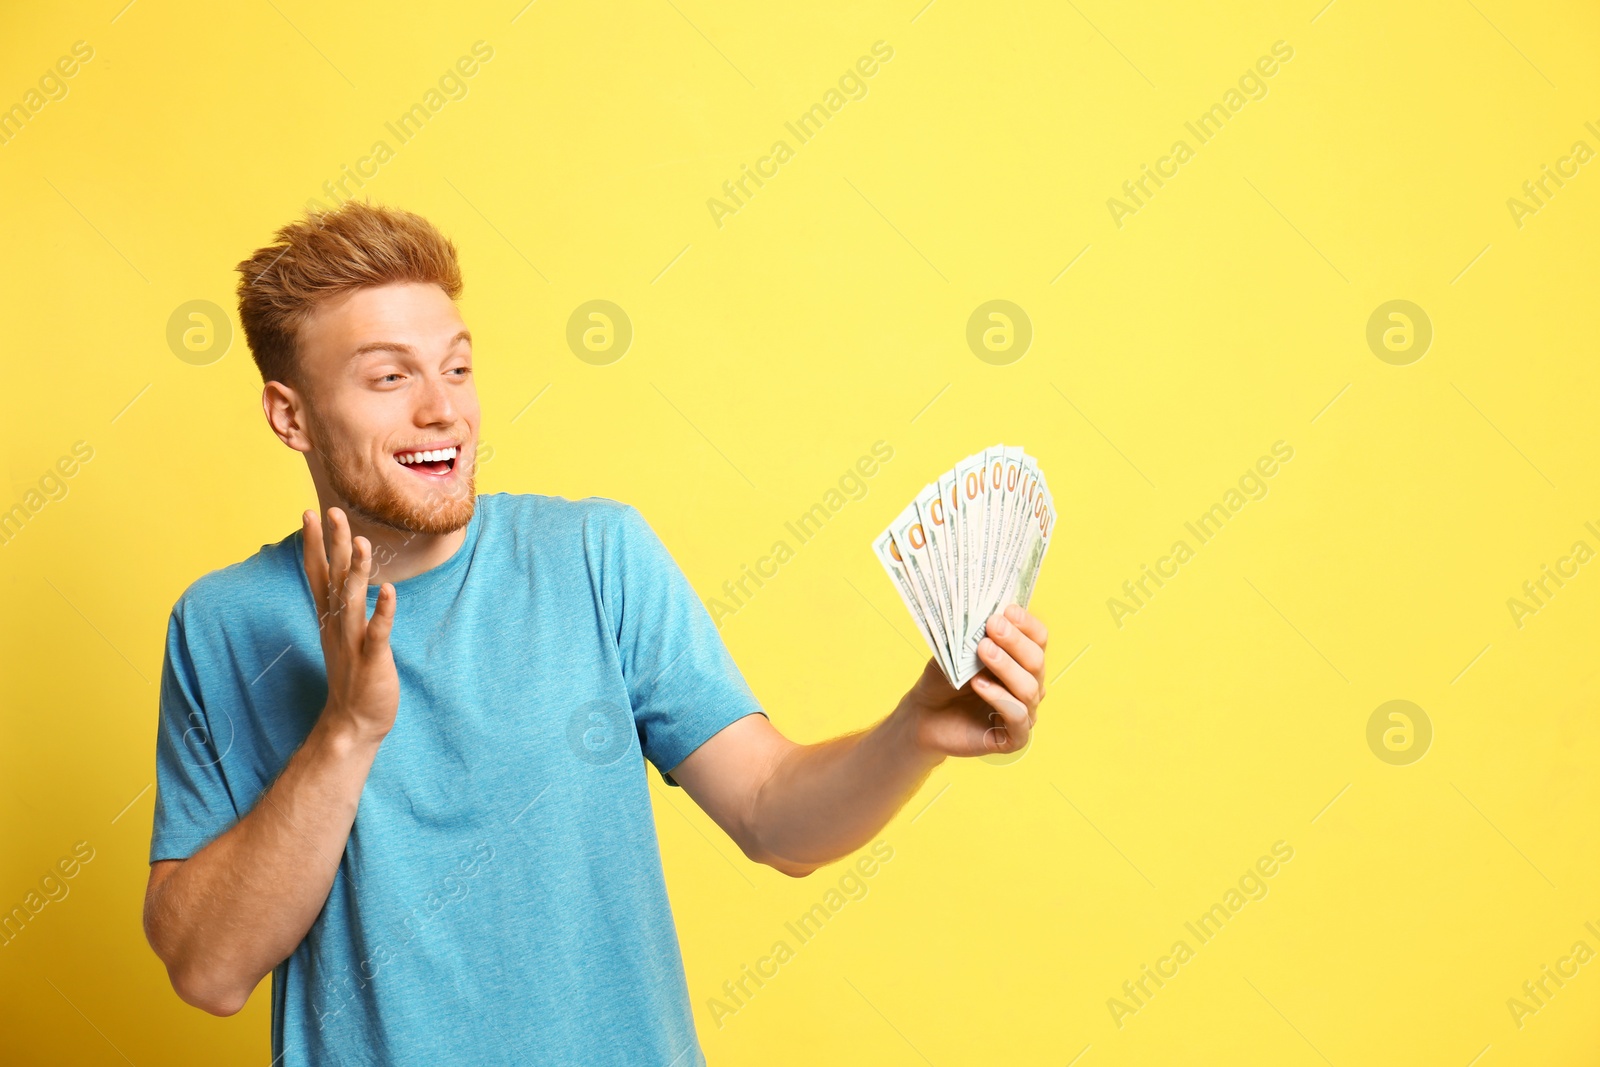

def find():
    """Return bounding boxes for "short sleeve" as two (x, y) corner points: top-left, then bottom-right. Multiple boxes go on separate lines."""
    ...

(149, 604), (241, 862)
(604, 504), (766, 785)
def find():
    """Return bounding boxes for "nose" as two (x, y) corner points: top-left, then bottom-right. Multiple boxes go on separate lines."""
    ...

(412, 371), (458, 428)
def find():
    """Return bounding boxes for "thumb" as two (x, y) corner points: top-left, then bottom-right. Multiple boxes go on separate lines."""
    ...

(363, 584), (396, 655)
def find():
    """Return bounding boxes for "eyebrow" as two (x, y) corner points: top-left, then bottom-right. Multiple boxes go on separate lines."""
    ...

(350, 329), (472, 359)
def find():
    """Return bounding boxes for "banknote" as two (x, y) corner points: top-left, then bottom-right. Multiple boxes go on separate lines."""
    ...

(873, 444), (1055, 688)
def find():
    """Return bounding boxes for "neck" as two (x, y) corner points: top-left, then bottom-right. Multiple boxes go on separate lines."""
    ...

(355, 513), (470, 586)
(311, 488), (472, 586)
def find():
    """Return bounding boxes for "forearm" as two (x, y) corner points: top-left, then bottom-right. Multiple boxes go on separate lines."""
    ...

(146, 713), (380, 1013)
(749, 699), (942, 872)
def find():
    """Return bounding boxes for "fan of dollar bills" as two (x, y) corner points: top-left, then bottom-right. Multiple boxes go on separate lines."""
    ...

(872, 444), (1056, 689)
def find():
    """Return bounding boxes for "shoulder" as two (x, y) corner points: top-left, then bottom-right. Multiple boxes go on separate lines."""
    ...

(169, 529), (303, 635)
(477, 493), (671, 600)
(476, 490), (646, 543)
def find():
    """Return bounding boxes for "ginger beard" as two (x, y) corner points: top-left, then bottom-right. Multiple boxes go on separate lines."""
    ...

(306, 404), (476, 536)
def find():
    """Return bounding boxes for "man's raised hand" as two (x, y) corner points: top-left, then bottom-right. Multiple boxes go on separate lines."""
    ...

(302, 507), (400, 743)
(899, 603), (1048, 759)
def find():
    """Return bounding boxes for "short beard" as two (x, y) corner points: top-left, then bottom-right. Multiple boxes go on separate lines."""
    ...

(307, 409), (475, 536)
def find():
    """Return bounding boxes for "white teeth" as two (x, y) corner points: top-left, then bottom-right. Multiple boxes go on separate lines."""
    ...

(397, 446), (458, 466)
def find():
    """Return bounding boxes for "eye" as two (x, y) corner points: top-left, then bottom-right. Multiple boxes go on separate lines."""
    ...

(379, 373), (404, 384)
(449, 366), (472, 377)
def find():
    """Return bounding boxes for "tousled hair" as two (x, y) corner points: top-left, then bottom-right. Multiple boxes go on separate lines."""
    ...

(235, 201), (462, 385)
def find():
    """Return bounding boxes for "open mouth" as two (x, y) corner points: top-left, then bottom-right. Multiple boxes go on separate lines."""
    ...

(395, 445), (459, 479)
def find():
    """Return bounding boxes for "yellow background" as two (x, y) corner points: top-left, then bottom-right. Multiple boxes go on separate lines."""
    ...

(2, 0), (1598, 1063)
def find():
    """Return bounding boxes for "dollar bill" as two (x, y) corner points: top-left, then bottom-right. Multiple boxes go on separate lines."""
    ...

(872, 444), (1055, 688)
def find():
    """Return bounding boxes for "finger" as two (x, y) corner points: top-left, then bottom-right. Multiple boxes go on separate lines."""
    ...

(987, 611), (1044, 676)
(364, 583), (396, 655)
(326, 507), (353, 620)
(1002, 603), (1049, 651)
(342, 536), (373, 643)
(972, 673), (1031, 751)
(302, 510), (330, 625)
(977, 634), (1042, 707)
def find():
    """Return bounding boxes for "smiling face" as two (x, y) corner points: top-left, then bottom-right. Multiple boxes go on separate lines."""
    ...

(290, 281), (480, 535)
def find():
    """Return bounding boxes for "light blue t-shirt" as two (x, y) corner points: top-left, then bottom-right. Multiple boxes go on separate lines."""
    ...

(149, 493), (765, 1066)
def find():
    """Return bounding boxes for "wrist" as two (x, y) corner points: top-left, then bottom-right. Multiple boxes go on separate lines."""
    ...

(313, 705), (388, 757)
(888, 696), (947, 771)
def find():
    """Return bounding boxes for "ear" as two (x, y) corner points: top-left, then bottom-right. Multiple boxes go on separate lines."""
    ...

(262, 381), (313, 453)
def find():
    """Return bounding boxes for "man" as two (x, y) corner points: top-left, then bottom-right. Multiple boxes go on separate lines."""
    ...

(142, 201), (1050, 1066)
